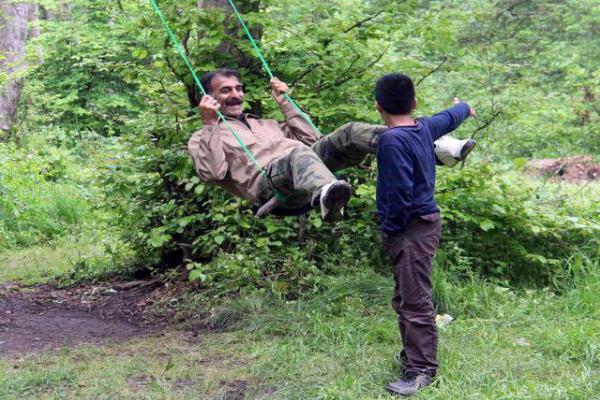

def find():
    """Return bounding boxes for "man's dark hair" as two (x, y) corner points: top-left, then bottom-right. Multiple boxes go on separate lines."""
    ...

(201, 68), (241, 93)
(375, 73), (415, 115)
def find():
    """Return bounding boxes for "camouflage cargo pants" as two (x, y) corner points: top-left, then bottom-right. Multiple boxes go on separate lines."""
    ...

(258, 122), (387, 209)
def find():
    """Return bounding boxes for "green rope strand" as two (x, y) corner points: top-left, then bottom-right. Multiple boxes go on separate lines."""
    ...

(226, 0), (322, 135)
(149, 0), (274, 188)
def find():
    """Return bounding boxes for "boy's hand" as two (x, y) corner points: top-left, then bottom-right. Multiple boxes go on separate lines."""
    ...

(453, 97), (476, 117)
(271, 77), (290, 106)
(199, 95), (220, 126)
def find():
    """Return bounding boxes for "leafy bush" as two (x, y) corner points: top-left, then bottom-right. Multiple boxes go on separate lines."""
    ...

(436, 163), (600, 285)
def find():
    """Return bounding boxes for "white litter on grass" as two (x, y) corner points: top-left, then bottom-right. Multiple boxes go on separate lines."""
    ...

(436, 314), (454, 328)
(515, 337), (530, 347)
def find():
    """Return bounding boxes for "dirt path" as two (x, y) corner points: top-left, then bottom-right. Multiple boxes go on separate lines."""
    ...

(0, 280), (175, 357)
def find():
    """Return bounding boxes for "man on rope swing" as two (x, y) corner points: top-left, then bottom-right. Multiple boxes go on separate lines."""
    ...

(188, 68), (476, 221)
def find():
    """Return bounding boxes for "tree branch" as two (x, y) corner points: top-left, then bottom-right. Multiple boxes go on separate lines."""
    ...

(318, 45), (390, 91)
(415, 56), (448, 87)
(291, 64), (319, 87)
(472, 110), (502, 137)
(158, 79), (177, 105)
(163, 51), (185, 84)
(182, 30), (191, 57)
(163, 45), (199, 108)
(343, 10), (385, 33)
(290, 10), (385, 88)
(317, 53), (362, 91)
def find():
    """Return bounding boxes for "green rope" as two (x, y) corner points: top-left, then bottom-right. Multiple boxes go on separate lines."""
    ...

(226, 0), (322, 135)
(149, 0), (272, 186)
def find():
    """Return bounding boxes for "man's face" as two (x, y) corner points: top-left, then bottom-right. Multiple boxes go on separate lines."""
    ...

(209, 75), (244, 118)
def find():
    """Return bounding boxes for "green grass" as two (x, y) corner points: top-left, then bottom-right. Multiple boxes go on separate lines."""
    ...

(1, 268), (599, 399)
(0, 242), (91, 285)
(0, 333), (254, 400)
(0, 235), (129, 285)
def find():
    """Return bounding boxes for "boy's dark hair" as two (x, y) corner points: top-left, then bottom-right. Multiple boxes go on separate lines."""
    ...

(201, 68), (241, 93)
(375, 73), (415, 115)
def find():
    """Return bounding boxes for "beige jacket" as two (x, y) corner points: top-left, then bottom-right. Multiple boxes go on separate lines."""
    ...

(187, 102), (320, 203)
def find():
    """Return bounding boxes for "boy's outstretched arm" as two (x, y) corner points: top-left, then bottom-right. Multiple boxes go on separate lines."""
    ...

(427, 99), (476, 141)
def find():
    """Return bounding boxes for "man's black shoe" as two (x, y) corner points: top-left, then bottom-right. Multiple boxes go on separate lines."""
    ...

(318, 180), (351, 222)
(460, 138), (477, 160)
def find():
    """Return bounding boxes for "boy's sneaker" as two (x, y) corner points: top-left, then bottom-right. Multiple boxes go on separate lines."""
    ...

(316, 180), (351, 222)
(385, 372), (433, 396)
(434, 135), (477, 167)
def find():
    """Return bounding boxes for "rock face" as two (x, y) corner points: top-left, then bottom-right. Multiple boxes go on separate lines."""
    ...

(0, 1), (38, 134)
(526, 155), (600, 183)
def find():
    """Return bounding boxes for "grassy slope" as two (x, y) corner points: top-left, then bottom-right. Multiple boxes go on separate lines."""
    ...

(1, 268), (599, 399)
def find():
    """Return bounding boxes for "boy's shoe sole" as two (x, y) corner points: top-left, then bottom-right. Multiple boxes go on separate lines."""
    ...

(320, 180), (351, 222)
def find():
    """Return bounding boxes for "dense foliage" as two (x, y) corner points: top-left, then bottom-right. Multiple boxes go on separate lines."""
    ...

(1, 0), (598, 296)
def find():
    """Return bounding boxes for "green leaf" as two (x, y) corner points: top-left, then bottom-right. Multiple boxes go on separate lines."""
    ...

(492, 204), (506, 215)
(194, 184), (205, 195)
(512, 157), (528, 169)
(148, 233), (171, 248)
(479, 219), (495, 232)
(188, 268), (207, 282)
(162, 357), (175, 376)
(214, 235), (225, 245)
(132, 48), (148, 59)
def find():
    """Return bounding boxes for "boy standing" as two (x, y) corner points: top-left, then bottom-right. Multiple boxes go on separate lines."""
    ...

(374, 73), (476, 396)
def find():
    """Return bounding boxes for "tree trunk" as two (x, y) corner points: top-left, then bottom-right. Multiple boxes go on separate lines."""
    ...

(0, 1), (38, 136)
(197, 0), (261, 66)
(40, 2), (70, 21)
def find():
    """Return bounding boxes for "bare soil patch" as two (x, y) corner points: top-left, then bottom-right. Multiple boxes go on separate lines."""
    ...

(0, 279), (183, 357)
(526, 155), (600, 183)
(223, 379), (249, 400)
